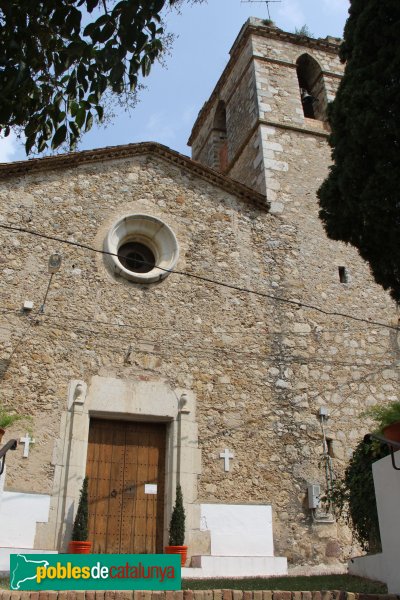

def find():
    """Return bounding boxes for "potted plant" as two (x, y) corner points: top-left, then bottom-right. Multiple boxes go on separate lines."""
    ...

(0, 406), (23, 443)
(68, 477), (92, 554)
(363, 401), (400, 445)
(165, 484), (187, 566)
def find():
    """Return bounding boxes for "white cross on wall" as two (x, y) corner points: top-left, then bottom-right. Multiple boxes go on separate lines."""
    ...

(220, 448), (234, 472)
(20, 433), (35, 458)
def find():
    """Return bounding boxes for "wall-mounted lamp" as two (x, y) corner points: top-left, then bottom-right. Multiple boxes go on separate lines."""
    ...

(48, 253), (62, 274)
(318, 406), (330, 422)
(40, 253), (62, 314)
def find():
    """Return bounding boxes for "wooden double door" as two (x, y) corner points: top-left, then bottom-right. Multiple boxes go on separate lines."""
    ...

(86, 419), (166, 553)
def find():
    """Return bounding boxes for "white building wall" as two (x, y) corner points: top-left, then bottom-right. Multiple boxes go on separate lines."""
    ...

(0, 466), (5, 509)
(183, 503), (287, 578)
(349, 453), (400, 593)
(0, 490), (52, 572)
(200, 503), (275, 556)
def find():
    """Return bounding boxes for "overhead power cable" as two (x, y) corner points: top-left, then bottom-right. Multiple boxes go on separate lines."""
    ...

(0, 315), (393, 370)
(1, 296), (54, 365)
(0, 306), (391, 339)
(0, 222), (398, 333)
(36, 319), (393, 366)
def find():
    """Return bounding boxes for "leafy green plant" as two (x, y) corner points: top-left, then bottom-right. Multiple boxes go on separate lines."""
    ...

(329, 437), (389, 552)
(294, 25), (313, 37)
(362, 401), (400, 433)
(72, 476), (89, 542)
(168, 484), (185, 546)
(0, 406), (23, 429)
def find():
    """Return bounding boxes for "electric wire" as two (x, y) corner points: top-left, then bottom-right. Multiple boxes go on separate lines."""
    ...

(0, 305), (393, 338)
(0, 226), (397, 427)
(1, 314), (396, 443)
(0, 323), (391, 372)
(0, 265), (61, 363)
(0, 222), (398, 333)
(0, 218), (397, 458)
(0, 315), (393, 368)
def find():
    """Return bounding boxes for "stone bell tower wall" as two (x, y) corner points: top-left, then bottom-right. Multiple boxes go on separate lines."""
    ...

(187, 19), (400, 567)
(189, 19), (345, 197)
(189, 33), (259, 185)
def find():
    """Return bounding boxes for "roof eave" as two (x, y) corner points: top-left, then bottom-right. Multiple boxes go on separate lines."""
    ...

(0, 141), (269, 212)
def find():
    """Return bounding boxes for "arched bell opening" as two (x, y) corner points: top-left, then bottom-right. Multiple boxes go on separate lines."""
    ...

(296, 54), (327, 121)
(212, 100), (228, 172)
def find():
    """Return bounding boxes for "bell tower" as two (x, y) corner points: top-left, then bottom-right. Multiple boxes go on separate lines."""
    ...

(188, 18), (344, 211)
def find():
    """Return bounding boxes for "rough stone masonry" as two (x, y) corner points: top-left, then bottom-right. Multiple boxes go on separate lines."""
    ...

(0, 18), (399, 569)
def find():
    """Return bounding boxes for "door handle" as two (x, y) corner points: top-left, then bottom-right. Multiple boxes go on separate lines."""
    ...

(110, 489), (117, 498)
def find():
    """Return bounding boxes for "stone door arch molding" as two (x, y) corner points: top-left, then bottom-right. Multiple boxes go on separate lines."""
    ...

(34, 375), (201, 555)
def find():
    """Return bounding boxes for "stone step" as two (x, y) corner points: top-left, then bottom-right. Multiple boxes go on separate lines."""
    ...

(183, 555), (288, 578)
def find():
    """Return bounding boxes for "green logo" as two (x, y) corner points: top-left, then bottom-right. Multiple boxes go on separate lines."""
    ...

(10, 554), (181, 590)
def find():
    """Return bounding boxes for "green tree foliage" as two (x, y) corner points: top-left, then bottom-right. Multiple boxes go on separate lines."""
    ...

(362, 401), (400, 433)
(318, 0), (400, 303)
(0, 0), (202, 154)
(168, 484), (185, 546)
(72, 476), (89, 541)
(330, 437), (389, 553)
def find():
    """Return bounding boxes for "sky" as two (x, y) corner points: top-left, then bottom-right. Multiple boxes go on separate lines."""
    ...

(0, 0), (350, 163)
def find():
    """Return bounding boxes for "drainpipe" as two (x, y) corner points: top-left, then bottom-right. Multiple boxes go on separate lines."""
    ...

(319, 407), (334, 501)
(309, 407), (335, 523)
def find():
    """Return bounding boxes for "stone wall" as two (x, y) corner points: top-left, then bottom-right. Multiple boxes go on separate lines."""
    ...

(1, 20), (399, 570)
(0, 149), (270, 560)
(227, 127), (264, 194)
(189, 36), (258, 176)
(1, 145), (398, 566)
(0, 152), (269, 556)
(187, 19), (399, 566)
(190, 22), (344, 196)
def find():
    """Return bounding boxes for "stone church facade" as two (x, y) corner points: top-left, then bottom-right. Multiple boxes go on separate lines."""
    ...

(0, 19), (398, 574)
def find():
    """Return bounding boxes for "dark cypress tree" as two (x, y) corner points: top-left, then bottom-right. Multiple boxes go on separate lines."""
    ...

(72, 476), (89, 542)
(168, 484), (186, 546)
(318, 0), (400, 303)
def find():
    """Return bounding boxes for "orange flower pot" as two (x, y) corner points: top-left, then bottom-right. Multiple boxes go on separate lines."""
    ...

(68, 541), (92, 554)
(383, 421), (400, 448)
(164, 545), (188, 566)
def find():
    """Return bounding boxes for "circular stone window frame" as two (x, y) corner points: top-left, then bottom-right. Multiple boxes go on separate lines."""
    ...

(104, 214), (179, 283)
